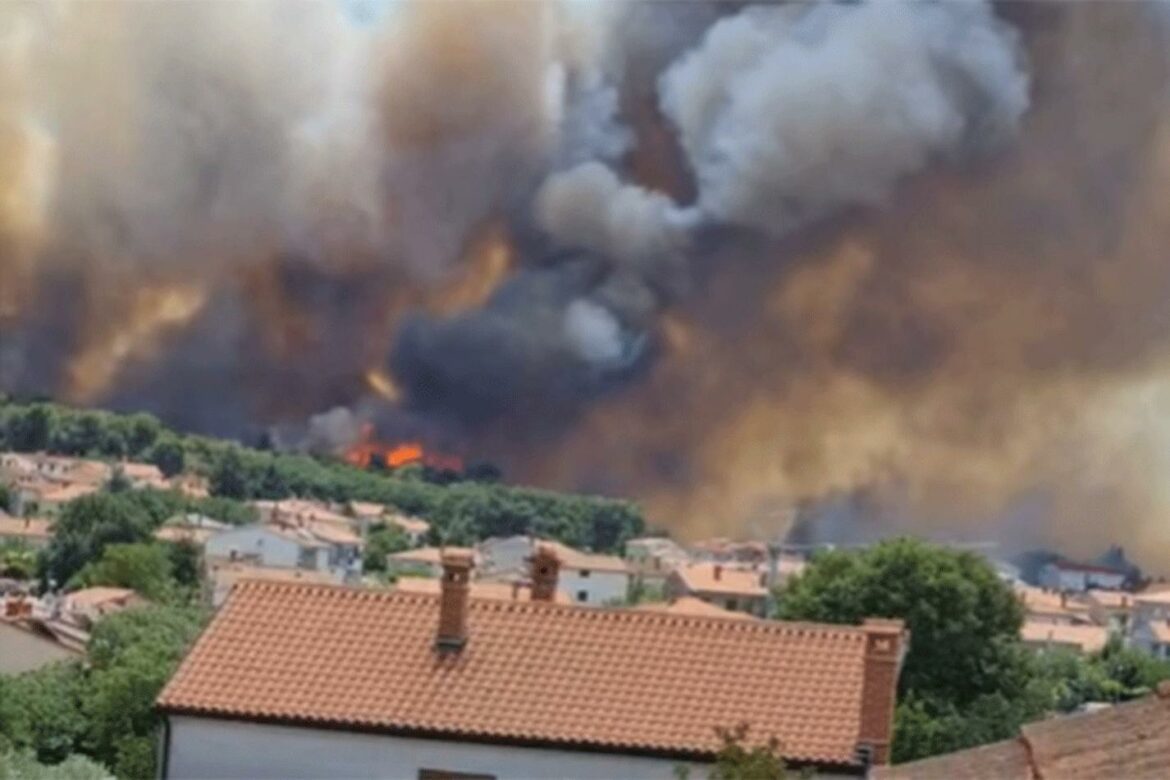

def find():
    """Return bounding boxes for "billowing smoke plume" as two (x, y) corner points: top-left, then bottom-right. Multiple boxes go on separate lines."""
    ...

(3, 1), (1170, 564)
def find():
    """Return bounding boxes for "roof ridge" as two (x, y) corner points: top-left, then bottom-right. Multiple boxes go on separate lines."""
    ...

(231, 579), (867, 637)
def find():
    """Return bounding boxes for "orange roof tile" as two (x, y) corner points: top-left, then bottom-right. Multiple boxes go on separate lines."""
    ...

(877, 686), (1170, 779)
(158, 581), (897, 766)
(634, 597), (755, 621)
(1020, 620), (1109, 654)
(675, 562), (768, 597)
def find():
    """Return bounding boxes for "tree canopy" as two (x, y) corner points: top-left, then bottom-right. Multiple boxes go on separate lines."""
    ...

(775, 538), (1170, 763)
(0, 605), (208, 779)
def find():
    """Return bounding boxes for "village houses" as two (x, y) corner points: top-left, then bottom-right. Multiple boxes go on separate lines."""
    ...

(156, 546), (907, 779)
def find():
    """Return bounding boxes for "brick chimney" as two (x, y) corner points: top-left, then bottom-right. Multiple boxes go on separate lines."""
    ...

(856, 618), (906, 766)
(436, 551), (473, 651)
(713, 564), (723, 581)
(530, 544), (560, 602)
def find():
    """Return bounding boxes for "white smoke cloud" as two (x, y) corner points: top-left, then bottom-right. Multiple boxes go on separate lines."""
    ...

(659, 0), (1029, 234)
(535, 161), (689, 262)
(564, 297), (627, 366)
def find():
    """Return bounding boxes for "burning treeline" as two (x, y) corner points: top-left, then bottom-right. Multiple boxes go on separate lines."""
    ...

(2, 1), (1170, 561)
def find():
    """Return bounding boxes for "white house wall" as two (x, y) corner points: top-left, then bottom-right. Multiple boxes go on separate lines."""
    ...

(560, 569), (629, 606)
(204, 527), (303, 569)
(165, 716), (728, 780)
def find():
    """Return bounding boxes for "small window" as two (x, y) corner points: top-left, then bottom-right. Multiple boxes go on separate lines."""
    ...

(577, 590), (588, 603)
(419, 771), (496, 780)
(579, 569), (591, 578)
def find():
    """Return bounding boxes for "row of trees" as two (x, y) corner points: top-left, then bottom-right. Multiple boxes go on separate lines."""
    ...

(0, 399), (645, 554)
(775, 539), (1170, 762)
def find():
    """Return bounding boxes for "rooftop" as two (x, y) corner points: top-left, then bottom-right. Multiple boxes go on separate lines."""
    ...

(674, 562), (768, 597)
(875, 684), (1170, 779)
(1020, 620), (1109, 654)
(0, 515), (53, 541)
(537, 540), (628, 574)
(158, 581), (902, 767)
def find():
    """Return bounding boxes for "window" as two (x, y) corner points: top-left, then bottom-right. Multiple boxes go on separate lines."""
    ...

(419, 770), (496, 780)
(579, 569), (591, 578)
(577, 590), (589, 603)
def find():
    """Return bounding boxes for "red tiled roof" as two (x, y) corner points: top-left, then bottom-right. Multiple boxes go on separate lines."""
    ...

(675, 562), (767, 597)
(876, 686), (1170, 779)
(1020, 620), (1109, 654)
(158, 581), (898, 766)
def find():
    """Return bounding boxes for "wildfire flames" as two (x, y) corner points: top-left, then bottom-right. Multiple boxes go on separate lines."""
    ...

(343, 424), (463, 472)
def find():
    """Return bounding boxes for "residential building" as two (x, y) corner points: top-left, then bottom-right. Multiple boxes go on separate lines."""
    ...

(9, 478), (99, 517)
(478, 537), (630, 606)
(874, 683), (1170, 778)
(624, 536), (691, 588)
(1039, 559), (1127, 592)
(1130, 590), (1170, 659)
(0, 599), (82, 674)
(666, 562), (769, 617)
(253, 499), (354, 531)
(0, 513), (53, 549)
(1015, 584), (1094, 626)
(206, 524), (324, 570)
(60, 586), (145, 626)
(386, 514), (431, 546)
(1083, 589), (1134, 634)
(1020, 620), (1109, 655)
(156, 547), (907, 779)
(119, 461), (169, 490)
(154, 514), (230, 547)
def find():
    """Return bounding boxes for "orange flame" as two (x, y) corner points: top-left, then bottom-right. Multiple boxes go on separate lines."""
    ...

(343, 424), (463, 472)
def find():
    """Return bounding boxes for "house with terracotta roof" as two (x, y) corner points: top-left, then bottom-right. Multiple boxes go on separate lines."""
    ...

(874, 683), (1170, 779)
(479, 536), (630, 606)
(156, 546), (907, 779)
(1020, 619), (1109, 655)
(1083, 588), (1134, 635)
(154, 514), (230, 548)
(1014, 584), (1094, 626)
(666, 562), (770, 617)
(0, 599), (83, 674)
(0, 513), (53, 549)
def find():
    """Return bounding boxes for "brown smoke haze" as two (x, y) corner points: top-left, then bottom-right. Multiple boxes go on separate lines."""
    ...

(3, 1), (1170, 564)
